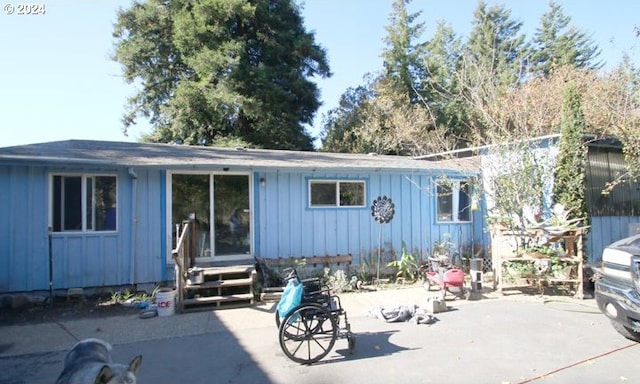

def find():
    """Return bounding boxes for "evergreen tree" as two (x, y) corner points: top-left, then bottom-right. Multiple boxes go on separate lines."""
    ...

(112, 0), (330, 150)
(381, 0), (426, 103)
(553, 82), (588, 225)
(464, 1), (528, 87)
(421, 20), (466, 140)
(321, 0), (436, 155)
(529, 1), (601, 76)
(459, 0), (528, 144)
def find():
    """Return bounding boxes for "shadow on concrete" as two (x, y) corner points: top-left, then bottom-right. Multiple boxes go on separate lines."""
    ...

(325, 330), (420, 364)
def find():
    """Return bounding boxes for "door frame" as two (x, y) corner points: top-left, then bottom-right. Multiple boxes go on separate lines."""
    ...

(165, 170), (254, 265)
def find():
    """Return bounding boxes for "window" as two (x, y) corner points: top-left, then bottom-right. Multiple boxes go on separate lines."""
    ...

(309, 180), (365, 207)
(52, 175), (117, 232)
(436, 179), (471, 222)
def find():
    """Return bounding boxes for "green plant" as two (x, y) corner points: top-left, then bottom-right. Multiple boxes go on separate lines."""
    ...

(433, 233), (455, 256)
(108, 286), (159, 305)
(149, 285), (161, 300)
(324, 268), (352, 293)
(358, 257), (373, 283)
(109, 290), (121, 304)
(387, 242), (419, 282)
(553, 82), (588, 229)
(518, 244), (557, 258)
(547, 254), (576, 278)
(502, 260), (537, 282)
(120, 288), (134, 301)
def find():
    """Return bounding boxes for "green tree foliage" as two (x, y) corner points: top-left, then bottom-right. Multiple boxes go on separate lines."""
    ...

(321, 0), (461, 155)
(320, 0), (432, 155)
(453, 1), (529, 145)
(529, 1), (601, 76)
(320, 0), (639, 182)
(463, 1), (527, 88)
(488, 147), (550, 230)
(319, 84), (373, 153)
(381, 0), (426, 102)
(421, 21), (465, 139)
(363, 0), (433, 155)
(596, 57), (640, 193)
(112, 0), (330, 150)
(553, 82), (588, 223)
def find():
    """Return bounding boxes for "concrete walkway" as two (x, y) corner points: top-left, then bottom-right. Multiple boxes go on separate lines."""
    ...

(1, 286), (639, 384)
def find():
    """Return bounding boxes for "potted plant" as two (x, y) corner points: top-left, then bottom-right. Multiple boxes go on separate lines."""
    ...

(548, 254), (577, 280)
(518, 244), (557, 259)
(502, 260), (537, 283)
(529, 203), (586, 235)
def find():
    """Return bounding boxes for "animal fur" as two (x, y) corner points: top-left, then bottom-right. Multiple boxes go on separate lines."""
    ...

(55, 338), (142, 384)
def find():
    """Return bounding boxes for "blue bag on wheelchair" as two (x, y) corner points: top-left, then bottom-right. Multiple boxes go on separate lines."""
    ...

(277, 279), (303, 318)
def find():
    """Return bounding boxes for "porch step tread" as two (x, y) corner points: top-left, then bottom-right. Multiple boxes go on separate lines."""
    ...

(261, 287), (284, 293)
(260, 292), (283, 302)
(181, 301), (256, 313)
(185, 278), (253, 289)
(183, 293), (254, 305)
(201, 266), (255, 275)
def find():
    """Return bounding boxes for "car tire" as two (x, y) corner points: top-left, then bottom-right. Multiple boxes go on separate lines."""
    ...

(610, 320), (640, 342)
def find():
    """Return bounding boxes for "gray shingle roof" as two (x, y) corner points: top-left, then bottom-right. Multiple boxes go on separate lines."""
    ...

(0, 140), (480, 173)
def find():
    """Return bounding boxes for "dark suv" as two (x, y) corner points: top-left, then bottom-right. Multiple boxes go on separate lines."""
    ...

(595, 234), (640, 342)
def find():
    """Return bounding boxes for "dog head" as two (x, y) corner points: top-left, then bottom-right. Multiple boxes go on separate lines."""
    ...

(56, 339), (143, 384)
(94, 355), (142, 384)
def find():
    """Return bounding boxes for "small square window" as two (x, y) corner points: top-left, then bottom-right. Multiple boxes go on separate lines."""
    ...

(436, 179), (472, 223)
(310, 182), (337, 205)
(340, 182), (365, 206)
(51, 174), (117, 232)
(309, 180), (366, 208)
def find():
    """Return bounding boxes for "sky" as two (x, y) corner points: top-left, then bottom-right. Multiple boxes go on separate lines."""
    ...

(1, 0), (638, 149)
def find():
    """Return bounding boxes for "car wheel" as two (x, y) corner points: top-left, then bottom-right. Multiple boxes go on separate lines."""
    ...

(610, 320), (640, 342)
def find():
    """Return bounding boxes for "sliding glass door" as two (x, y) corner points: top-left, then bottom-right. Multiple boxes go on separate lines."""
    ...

(170, 172), (251, 262)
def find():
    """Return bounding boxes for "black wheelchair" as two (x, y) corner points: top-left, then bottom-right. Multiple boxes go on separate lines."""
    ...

(275, 268), (355, 364)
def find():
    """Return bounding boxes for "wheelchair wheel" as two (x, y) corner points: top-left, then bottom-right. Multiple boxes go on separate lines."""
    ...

(276, 306), (325, 339)
(279, 303), (337, 364)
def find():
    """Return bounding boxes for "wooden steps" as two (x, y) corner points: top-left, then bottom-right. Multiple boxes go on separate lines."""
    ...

(180, 264), (256, 312)
(260, 287), (284, 302)
(184, 278), (254, 290)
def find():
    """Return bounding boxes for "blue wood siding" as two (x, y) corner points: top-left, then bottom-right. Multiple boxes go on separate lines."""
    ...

(131, 169), (164, 283)
(0, 164), (166, 293)
(0, 165), (49, 292)
(1, 162), (480, 293)
(255, 170), (480, 265)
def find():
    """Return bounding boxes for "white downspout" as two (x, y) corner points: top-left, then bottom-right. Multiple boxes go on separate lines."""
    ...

(128, 167), (138, 285)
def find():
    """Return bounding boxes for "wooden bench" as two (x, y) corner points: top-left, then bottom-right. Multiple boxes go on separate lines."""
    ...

(260, 255), (353, 302)
(264, 254), (353, 268)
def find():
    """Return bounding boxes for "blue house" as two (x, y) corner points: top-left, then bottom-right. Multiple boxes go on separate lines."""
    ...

(0, 140), (483, 298)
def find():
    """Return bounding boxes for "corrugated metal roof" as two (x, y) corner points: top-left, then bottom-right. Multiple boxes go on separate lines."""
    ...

(0, 140), (480, 173)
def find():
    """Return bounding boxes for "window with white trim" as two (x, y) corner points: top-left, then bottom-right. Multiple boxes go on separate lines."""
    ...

(309, 180), (365, 207)
(436, 179), (471, 222)
(51, 175), (117, 232)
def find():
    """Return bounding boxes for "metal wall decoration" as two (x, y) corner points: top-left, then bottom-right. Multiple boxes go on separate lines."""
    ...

(371, 195), (395, 224)
(371, 196), (395, 284)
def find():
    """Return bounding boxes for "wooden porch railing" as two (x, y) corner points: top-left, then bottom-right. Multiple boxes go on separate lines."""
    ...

(171, 220), (193, 313)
